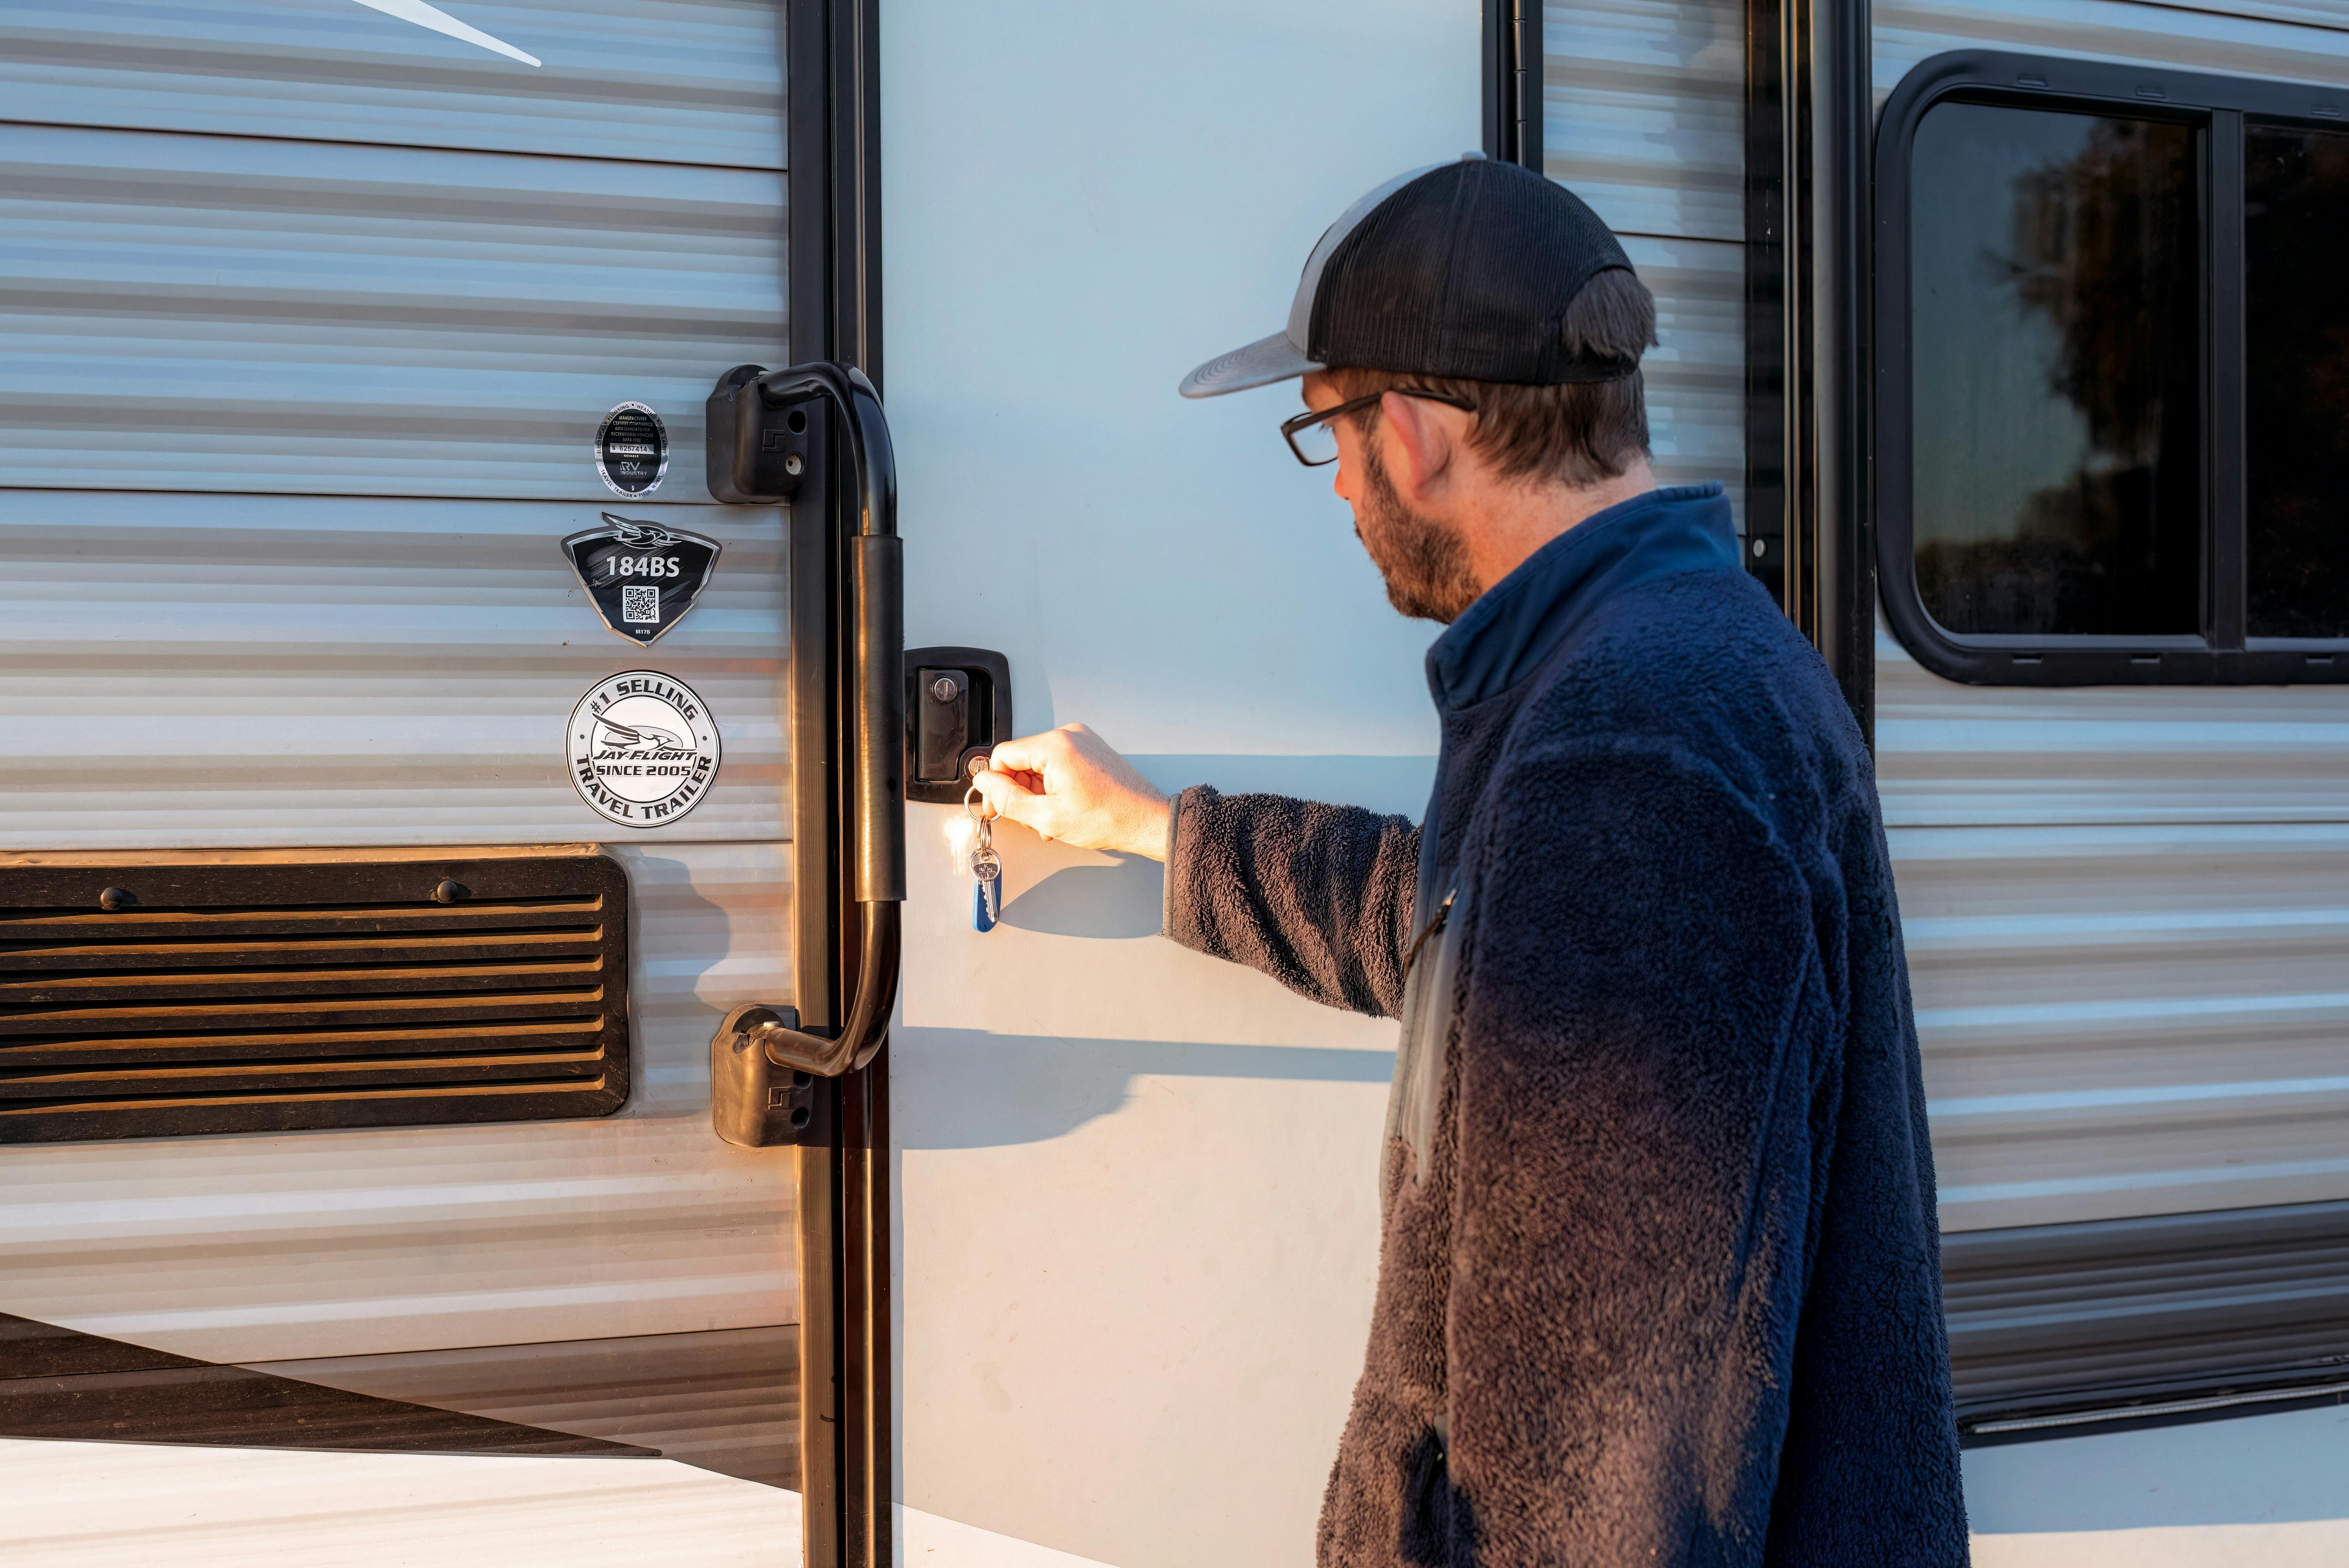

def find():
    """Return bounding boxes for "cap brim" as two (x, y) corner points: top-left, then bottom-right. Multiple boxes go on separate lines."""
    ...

(1178, 330), (1322, 399)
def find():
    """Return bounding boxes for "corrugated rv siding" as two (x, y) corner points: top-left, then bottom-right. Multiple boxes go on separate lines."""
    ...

(1873, 0), (2349, 1232)
(0, 6), (797, 1372)
(0, 1), (787, 167)
(0, 490), (788, 848)
(1542, 0), (1745, 513)
(0, 123), (786, 499)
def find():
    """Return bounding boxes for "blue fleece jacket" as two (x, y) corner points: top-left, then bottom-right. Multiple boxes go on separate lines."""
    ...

(1164, 483), (1968, 1565)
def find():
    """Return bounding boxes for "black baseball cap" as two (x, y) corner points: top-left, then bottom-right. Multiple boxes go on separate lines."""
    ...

(1180, 154), (1640, 398)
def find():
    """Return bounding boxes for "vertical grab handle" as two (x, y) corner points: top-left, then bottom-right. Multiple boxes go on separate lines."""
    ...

(734, 362), (903, 1078)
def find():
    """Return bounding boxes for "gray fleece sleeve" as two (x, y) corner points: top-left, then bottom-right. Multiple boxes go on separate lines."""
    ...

(1160, 784), (1420, 1019)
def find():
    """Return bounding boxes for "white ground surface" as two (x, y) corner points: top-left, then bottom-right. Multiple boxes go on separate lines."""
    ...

(0, 1438), (1118, 1568)
(4, 1402), (2346, 1566)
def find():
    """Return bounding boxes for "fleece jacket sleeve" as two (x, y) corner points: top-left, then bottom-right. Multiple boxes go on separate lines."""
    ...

(1443, 743), (1830, 1562)
(1162, 784), (1420, 1019)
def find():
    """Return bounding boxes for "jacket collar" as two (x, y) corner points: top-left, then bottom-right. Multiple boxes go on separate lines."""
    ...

(1424, 483), (1738, 711)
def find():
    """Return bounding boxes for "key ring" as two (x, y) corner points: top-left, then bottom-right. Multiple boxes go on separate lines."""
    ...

(964, 779), (993, 853)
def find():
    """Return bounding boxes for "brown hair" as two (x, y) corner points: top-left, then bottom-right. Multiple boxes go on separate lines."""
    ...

(1325, 265), (1658, 489)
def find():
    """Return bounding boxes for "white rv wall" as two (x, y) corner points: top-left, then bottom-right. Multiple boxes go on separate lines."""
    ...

(884, 2), (1476, 1563)
(1964, 1399), (2349, 1565)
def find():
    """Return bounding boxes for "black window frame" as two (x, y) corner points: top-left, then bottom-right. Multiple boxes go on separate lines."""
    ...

(1877, 50), (2349, 686)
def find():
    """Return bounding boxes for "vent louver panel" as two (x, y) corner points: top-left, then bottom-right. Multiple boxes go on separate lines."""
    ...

(0, 855), (630, 1142)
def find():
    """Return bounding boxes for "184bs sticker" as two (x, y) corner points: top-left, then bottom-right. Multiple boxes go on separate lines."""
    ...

(561, 513), (720, 645)
(568, 672), (721, 828)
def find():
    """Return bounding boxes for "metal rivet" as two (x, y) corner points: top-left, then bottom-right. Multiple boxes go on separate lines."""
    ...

(98, 886), (135, 912)
(783, 453), (804, 476)
(1750, 537), (1767, 558)
(432, 879), (469, 905)
(930, 675), (960, 702)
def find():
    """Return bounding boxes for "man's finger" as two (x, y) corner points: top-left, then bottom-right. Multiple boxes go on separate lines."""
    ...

(984, 731), (1062, 775)
(972, 768), (1043, 827)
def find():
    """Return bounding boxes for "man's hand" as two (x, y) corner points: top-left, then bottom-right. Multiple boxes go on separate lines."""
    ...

(971, 724), (1172, 861)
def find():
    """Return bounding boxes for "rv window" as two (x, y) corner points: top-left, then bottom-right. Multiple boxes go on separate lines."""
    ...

(2246, 124), (2349, 638)
(1877, 56), (2349, 685)
(1910, 103), (2202, 639)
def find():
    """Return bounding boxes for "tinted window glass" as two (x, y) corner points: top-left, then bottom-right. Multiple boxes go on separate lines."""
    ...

(2247, 125), (2349, 637)
(1911, 102), (2202, 636)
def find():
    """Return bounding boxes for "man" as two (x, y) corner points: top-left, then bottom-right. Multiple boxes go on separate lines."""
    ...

(974, 156), (1968, 1564)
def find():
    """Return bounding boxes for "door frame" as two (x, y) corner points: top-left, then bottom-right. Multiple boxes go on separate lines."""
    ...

(1743, 0), (1876, 739)
(787, 0), (891, 1564)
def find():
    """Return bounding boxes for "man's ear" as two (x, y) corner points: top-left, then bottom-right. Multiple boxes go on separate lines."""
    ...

(1378, 391), (1460, 502)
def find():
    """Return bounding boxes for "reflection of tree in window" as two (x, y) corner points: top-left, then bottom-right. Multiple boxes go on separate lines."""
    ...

(2247, 126), (2349, 638)
(1911, 107), (2200, 637)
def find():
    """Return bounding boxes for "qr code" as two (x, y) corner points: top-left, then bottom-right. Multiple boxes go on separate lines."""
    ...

(621, 584), (660, 624)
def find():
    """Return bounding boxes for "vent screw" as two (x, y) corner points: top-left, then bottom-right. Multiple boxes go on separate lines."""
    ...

(98, 886), (136, 912)
(432, 879), (470, 905)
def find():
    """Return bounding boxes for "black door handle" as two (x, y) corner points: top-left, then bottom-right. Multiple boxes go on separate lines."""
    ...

(706, 362), (902, 1095)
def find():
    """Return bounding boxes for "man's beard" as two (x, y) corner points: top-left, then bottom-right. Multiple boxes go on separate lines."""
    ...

(1355, 440), (1483, 624)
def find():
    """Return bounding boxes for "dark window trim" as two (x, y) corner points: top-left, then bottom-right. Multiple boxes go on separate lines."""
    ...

(1876, 49), (2349, 686)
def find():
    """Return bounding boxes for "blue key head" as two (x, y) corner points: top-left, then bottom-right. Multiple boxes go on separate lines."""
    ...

(973, 874), (1000, 933)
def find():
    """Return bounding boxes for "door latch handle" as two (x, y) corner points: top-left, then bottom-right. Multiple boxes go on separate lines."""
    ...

(704, 361), (903, 1146)
(906, 646), (1012, 804)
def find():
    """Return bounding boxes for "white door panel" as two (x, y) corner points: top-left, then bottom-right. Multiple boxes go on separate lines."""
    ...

(886, 3), (1475, 1564)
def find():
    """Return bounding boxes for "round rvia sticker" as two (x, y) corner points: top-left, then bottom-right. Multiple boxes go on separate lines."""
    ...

(567, 671), (720, 828)
(594, 402), (669, 497)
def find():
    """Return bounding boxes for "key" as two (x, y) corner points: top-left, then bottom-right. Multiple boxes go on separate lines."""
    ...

(964, 780), (1002, 933)
(970, 841), (1002, 932)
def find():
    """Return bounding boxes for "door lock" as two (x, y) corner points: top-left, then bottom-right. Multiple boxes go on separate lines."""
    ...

(906, 646), (1012, 804)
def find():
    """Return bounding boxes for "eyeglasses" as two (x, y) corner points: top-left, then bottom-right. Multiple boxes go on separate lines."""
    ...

(1278, 387), (1477, 467)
